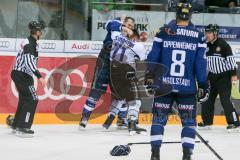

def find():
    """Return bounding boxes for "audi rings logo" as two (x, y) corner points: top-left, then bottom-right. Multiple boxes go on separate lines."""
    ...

(90, 43), (102, 50)
(40, 42), (56, 49)
(11, 68), (87, 100)
(0, 41), (10, 48)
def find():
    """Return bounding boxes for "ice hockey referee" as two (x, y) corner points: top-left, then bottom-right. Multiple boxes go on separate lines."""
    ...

(198, 24), (240, 131)
(6, 21), (46, 137)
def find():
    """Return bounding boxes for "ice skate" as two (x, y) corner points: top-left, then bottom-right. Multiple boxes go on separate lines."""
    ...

(150, 148), (160, 160)
(128, 120), (147, 136)
(102, 115), (115, 130)
(227, 124), (240, 133)
(197, 121), (212, 130)
(182, 148), (193, 160)
(79, 117), (88, 130)
(116, 118), (128, 129)
(15, 128), (34, 138)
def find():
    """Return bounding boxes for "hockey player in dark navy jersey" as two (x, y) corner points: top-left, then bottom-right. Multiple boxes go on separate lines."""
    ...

(7, 21), (46, 137)
(146, 2), (209, 160)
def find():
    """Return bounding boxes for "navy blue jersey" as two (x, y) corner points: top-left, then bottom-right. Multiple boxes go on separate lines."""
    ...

(103, 18), (122, 45)
(147, 20), (207, 94)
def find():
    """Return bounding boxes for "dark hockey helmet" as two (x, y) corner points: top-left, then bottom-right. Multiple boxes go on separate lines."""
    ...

(28, 21), (45, 33)
(176, 2), (193, 21)
(205, 24), (220, 35)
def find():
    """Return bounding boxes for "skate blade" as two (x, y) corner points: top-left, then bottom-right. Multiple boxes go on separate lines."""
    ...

(197, 126), (212, 130)
(129, 131), (137, 136)
(102, 126), (110, 131)
(227, 127), (240, 133)
(11, 129), (16, 134)
(15, 132), (34, 138)
(136, 131), (148, 136)
(78, 125), (86, 131)
(117, 126), (128, 130)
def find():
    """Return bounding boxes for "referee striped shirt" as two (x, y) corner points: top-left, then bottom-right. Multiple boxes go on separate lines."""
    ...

(206, 38), (237, 75)
(13, 36), (42, 78)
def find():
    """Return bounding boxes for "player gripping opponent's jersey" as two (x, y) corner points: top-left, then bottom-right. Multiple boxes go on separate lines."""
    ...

(103, 29), (148, 135)
(79, 17), (135, 129)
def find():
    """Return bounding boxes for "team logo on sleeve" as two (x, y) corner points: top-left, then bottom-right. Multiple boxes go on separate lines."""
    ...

(216, 46), (221, 52)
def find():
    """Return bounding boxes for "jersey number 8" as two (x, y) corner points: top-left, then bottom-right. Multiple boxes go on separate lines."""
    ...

(170, 50), (186, 77)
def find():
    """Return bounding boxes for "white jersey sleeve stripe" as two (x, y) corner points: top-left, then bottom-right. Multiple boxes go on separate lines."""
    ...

(198, 43), (207, 48)
(154, 37), (163, 43)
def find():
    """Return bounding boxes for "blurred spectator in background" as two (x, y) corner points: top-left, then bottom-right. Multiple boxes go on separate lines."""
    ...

(114, 0), (135, 10)
(91, 0), (114, 13)
(205, 0), (238, 13)
(87, 0), (114, 39)
(90, 0), (135, 11)
(46, 10), (68, 40)
(205, 0), (238, 8)
(87, 0), (134, 38)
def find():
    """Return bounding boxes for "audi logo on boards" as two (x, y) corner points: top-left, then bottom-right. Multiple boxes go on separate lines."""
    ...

(91, 43), (102, 50)
(0, 41), (10, 48)
(40, 42), (56, 49)
(11, 68), (87, 101)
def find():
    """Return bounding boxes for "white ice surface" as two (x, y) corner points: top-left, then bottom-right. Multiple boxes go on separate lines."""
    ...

(0, 125), (239, 160)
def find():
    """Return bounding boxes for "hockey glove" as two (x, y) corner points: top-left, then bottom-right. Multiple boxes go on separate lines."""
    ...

(197, 82), (210, 104)
(144, 73), (155, 94)
(134, 55), (140, 61)
(161, 24), (176, 36)
(110, 145), (131, 156)
(103, 41), (113, 53)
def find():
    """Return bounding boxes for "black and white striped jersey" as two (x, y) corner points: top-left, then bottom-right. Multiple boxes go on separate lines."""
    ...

(13, 36), (42, 78)
(206, 38), (237, 76)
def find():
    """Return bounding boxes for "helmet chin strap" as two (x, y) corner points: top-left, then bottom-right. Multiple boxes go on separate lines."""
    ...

(31, 34), (40, 41)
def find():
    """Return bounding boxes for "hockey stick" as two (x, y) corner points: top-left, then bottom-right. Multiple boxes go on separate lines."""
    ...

(171, 107), (224, 160)
(127, 140), (205, 146)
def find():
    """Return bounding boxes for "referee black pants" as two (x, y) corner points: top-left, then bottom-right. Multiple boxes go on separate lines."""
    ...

(201, 72), (239, 125)
(11, 70), (38, 129)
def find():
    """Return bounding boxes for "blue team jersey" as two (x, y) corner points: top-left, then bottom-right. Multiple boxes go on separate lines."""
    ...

(103, 18), (122, 45)
(97, 18), (122, 64)
(147, 20), (207, 94)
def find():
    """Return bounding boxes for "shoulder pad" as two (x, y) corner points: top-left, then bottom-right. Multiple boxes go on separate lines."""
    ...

(23, 44), (35, 55)
(155, 24), (177, 38)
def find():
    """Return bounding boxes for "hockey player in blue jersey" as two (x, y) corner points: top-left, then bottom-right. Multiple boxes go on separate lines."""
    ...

(146, 2), (209, 160)
(79, 17), (135, 128)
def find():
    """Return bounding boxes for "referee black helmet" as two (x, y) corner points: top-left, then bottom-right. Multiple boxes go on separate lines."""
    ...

(28, 21), (45, 34)
(205, 24), (220, 35)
